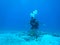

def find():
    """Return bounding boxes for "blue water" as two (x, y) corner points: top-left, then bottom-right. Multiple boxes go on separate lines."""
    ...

(0, 0), (60, 34)
(0, 0), (60, 45)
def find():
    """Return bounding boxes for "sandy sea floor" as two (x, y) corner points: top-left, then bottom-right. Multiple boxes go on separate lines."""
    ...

(0, 30), (60, 45)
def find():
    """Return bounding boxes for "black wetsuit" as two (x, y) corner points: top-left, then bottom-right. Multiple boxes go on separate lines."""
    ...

(30, 17), (39, 30)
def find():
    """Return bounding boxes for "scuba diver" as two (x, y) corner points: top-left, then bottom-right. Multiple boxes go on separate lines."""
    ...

(28, 10), (39, 40)
(30, 10), (39, 30)
(30, 17), (39, 30)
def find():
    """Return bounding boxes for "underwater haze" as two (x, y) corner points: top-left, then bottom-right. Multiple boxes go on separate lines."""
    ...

(0, 0), (60, 45)
(0, 0), (60, 33)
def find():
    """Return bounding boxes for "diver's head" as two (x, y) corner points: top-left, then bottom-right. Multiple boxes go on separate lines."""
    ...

(30, 17), (37, 23)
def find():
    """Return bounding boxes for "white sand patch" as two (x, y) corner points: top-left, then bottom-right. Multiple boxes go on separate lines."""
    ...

(0, 32), (60, 45)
